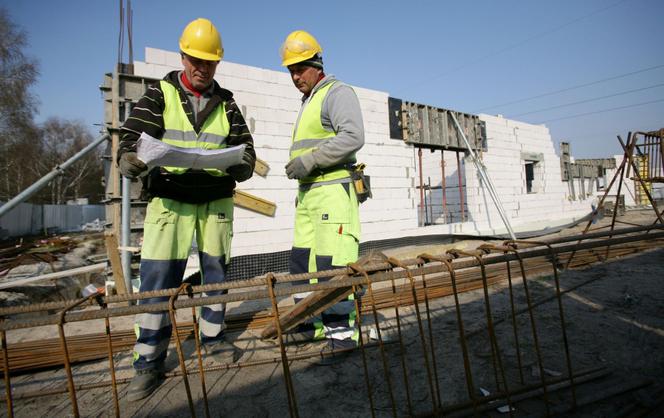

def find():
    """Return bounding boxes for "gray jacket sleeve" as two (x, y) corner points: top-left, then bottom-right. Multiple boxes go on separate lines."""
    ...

(301, 83), (364, 171)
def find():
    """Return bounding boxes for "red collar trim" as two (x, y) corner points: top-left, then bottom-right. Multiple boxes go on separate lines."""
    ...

(180, 72), (202, 97)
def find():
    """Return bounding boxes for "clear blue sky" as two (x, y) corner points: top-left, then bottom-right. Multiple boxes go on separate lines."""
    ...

(6, 0), (664, 158)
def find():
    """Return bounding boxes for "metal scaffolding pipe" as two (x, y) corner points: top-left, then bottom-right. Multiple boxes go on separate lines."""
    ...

(450, 113), (516, 240)
(0, 134), (110, 219)
(121, 102), (133, 294)
(418, 147), (425, 226)
(121, 176), (132, 292)
(456, 150), (464, 222)
(441, 149), (448, 222)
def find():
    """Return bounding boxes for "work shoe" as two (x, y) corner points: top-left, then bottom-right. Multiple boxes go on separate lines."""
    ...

(126, 368), (164, 402)
(204, 340), (238, 364)
(316, 338), (356, 366)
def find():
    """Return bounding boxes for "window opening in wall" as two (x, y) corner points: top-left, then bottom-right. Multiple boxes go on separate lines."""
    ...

(597, 167), (607, 191)
(525, 161), (536, 194)
(416, 147), (467, 226)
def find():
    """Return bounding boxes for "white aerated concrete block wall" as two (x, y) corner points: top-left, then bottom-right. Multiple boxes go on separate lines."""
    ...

(135, 48), (596, 255)
(137, 49), (416, 256)
(462, 114), (593, 235)
(597, 155), (637, 207)
(352, 87), (417, 241)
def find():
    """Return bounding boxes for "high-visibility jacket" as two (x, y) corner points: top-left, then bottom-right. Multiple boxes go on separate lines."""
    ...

(160, 80), (230, 177)
(289, 81), (353, 184)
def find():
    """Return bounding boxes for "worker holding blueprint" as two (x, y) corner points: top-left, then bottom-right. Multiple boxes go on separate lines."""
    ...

(116, 18), (255, 401)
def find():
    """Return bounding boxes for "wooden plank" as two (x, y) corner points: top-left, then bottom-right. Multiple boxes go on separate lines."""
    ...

(0, 263), (107, 290)
(261, 274), (353, 340)
(261, 253), (386, 340)
(234, 190), (276, 217)
(254, 158), (270, 177)
(104, 233), (128, 295)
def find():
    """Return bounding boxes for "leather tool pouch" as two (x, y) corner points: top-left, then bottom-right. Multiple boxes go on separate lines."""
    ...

(351, 163), (372, 203)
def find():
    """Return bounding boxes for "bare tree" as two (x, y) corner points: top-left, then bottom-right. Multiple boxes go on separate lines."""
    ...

(0, 7), (40, 202)
(0, 9), (103, 205)
(35, 118), (104, 204)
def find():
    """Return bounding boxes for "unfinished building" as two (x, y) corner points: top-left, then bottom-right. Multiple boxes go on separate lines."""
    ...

(100, 47), (620, 287)
(0, 45), (662, 418)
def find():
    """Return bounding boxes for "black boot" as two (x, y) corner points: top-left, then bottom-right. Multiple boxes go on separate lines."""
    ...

(126, 367), (164, 401)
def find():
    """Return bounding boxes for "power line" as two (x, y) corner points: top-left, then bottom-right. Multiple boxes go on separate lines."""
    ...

(475, 63), (664, 112)
(509, 82), (664, 117)
(394, 0), (629, 97)
(538, 98), (664, 123)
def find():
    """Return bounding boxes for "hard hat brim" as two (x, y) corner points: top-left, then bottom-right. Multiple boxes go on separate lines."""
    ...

(281, 54), (317, 67)
(180, 44), (223, 62)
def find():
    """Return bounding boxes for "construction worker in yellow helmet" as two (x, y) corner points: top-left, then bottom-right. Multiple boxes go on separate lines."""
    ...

(118, 17), (256, 401)
(280, 30), (366, 365)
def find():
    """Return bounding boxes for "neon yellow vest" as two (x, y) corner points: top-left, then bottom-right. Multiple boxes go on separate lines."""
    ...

(160, 80), (230, 176)
(290, 81), (352, 184)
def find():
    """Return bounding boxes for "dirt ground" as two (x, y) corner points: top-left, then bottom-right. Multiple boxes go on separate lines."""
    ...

(3, 210), (664, 417)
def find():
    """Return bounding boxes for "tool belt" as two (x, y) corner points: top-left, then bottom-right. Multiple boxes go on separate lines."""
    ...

(351, 163), (372, 203)
(142, 168), (235, 203)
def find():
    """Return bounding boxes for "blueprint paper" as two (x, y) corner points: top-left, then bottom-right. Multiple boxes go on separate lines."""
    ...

(136, 132), (246, 171)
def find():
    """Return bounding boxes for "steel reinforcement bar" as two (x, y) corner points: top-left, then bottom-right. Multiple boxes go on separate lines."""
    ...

(1, 226), (663, 418)
(1, 227), (663, 331)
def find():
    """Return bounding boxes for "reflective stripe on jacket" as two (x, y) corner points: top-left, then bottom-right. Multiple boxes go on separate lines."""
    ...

(160, 80), (230, 176)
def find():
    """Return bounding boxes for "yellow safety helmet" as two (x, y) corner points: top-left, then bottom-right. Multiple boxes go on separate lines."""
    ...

(179, 18), (224, 61)
(279, 30), (322, 67)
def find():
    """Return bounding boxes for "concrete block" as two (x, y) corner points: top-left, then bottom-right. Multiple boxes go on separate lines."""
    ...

(361, 218), (419, 240)
(276, 97), (301, 112)
(243, 65), (265, 82)
(370, 176), (413, 189)
(232, 230), (293, 253)
(144, 48), (166, 65)
(362, 106), (387, 119)
(219, 60), (248, 79)
(479, 114), (509, 126)
(368, 165), (409, 179)
(221, 75), (245, 92)
(162, 52), (180, 69)
(363, 143), (412, 158)
(155, 64), (173, 79)
(261, 95), (278, 110)
(252, 133), (286, 149)
(258, 121), (277, 137)
(259, 133), (291, 149)
(132, 62), (150, 78)
(237, 77), (260, 93)
(267, 70), (292, 85)
(273, 109), (297, 125)
(485, 146), (522, 158)
(234, 215), (292, 233)
(354, 87), (388, 103)
(274, 84), (299, 99)
(274, 122), (292, 138)
(233, 92), (265, 109)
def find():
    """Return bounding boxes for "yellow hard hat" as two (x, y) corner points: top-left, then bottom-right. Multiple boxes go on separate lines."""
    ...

(179, 18), (224, 61)
(279, 30), (322, 67)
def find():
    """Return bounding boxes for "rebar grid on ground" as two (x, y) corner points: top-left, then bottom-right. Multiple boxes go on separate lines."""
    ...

(1, 226), (663, 417)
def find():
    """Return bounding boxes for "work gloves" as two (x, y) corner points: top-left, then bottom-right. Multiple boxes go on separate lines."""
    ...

(285, 154), (315, 180)
(118, 152), (148, 178)
(226, 152), (254, 182)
